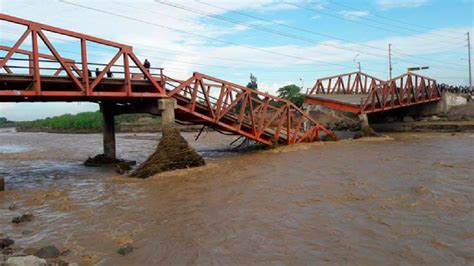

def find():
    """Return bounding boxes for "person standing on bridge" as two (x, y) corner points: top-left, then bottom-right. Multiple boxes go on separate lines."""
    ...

(95, 67), (100, 78)
(107, 69), (113, 78)
(143, 59), (151, 80)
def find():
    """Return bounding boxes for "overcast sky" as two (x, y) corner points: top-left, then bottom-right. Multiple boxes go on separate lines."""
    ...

(0, 0), (473, 120)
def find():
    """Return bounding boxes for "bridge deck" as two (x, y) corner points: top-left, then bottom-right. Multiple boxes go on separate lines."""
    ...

(305, 94), (365, 113)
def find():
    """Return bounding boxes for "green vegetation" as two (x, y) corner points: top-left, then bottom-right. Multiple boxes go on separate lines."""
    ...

(0, 117), (15, 127)
(277, 84), (305, 107)
(246, 73), (258, 90)
(14, 111), (161, 132)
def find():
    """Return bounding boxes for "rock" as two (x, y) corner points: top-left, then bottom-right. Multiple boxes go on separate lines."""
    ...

(116, 162), (133, 175)
(117, 243), (134, 255)
(2, 247), (15, 255)
(6, 255), (47, 266)
(33, 245), (60, 259)
(403, 116), (415, 122)
(415, 186), (428, 194)
(46, 258), (68, 266)
(23, 248), (38, 255)
(0, 238), (14, 249)
(60, 249), (71, 256)
(8, 204), (17, 211)
(429, 115), (441, 121)
(12, 214), (34, 224)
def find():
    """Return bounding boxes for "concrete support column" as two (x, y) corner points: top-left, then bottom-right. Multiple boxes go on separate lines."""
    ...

(101, 102), (116, 159)
(158, 98), (177, 126)
(359, 113), (370, 131)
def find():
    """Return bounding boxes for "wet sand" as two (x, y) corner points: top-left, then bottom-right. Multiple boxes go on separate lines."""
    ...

(0, 131), (473, 265)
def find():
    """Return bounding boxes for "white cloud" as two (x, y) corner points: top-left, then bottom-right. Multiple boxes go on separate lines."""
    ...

(259, 81), (293, 95)
(0, 0), (470, 120)
(377, 0), (429, 9)
(339, 10), (370, 19)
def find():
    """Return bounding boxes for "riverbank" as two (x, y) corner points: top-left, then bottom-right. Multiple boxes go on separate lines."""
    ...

(0, 132), (472, 265)
(372, 120), (474, 132)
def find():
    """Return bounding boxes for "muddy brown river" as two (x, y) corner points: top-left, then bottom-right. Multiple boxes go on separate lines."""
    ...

(0, 130), (473, 265)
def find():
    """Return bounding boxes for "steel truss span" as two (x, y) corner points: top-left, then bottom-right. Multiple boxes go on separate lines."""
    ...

(306, 71), (442, 114)
(0, 13), (335, 145)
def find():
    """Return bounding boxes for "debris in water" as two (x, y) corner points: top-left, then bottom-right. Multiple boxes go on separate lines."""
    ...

(117, 243), (134, 255)
(12, 213), (34, 224)
(353, 127), (380, 139)
(84, 154), (136, 169)
(34, 245), (60, 259)
(0, 238), (14, 249)
(131, 125), (205, 178)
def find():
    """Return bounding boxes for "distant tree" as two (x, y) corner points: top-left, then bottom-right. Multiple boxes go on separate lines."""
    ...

(246, 73), (258, 90)
(277, 84), (305, 107)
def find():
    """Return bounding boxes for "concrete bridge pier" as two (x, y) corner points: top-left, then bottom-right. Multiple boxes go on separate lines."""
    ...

(98, 98), (177, 160)
(158, 98), (177, 126)
(359, 113), (370, 131)
(100, 102), (117, 159)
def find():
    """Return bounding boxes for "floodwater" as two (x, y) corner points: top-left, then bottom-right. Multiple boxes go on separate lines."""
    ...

(0, 130), (473, 265)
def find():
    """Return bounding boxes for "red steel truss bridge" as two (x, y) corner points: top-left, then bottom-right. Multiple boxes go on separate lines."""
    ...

(305, 71), (442, 114)
(0, 14), (335, 146)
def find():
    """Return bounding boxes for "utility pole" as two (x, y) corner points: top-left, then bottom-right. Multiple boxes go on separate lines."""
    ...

(388, 44), (393, 80)
(353, 54), (361, 72)
(467, 32), (472, 93)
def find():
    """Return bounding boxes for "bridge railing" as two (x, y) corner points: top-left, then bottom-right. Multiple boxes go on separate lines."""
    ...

(309, 71), (384, 95)
(0, 13), (165, 96)
(164, 72), (336, 145)
(360, 72), (441, 113)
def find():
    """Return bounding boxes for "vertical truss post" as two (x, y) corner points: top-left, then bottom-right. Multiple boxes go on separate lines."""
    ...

(31, 28), (41, 94)
(81, 38), (90, 95)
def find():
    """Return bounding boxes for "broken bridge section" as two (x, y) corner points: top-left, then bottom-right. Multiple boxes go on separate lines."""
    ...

(0, 13), (335, 147)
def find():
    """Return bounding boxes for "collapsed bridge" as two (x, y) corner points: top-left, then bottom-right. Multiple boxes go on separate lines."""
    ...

(0, 13), (335, 159)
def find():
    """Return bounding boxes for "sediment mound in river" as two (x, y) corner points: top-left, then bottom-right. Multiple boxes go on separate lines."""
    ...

(131, 125), (205, 178)
(353, 127), (380, 139)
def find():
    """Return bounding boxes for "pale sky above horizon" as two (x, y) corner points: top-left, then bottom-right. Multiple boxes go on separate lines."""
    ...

(0, 0), (473, 120)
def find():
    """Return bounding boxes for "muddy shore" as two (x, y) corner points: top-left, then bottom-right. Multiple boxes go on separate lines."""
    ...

(0, 131), (473, 265)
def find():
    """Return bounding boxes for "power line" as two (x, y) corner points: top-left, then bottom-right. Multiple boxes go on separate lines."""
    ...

(282, 1), (467, 68)
(283, 1), (464, 47)
(195, 0), (466, 69)
(58, 0), (381, 73)
(283, 2), (458, 44)
(194, 0), (389, 54)
(327, 0), (463, 39)
(155, 1), (388, 60)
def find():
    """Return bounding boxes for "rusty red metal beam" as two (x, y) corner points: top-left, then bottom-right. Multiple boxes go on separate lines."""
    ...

(304, 72), (441, 114)
(309, 71), (384, 95)
(0, 13), (166, 96)
(360, 72), (441, 113)
(167, 72), (336, 145)
(0, 14), (336, 145)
